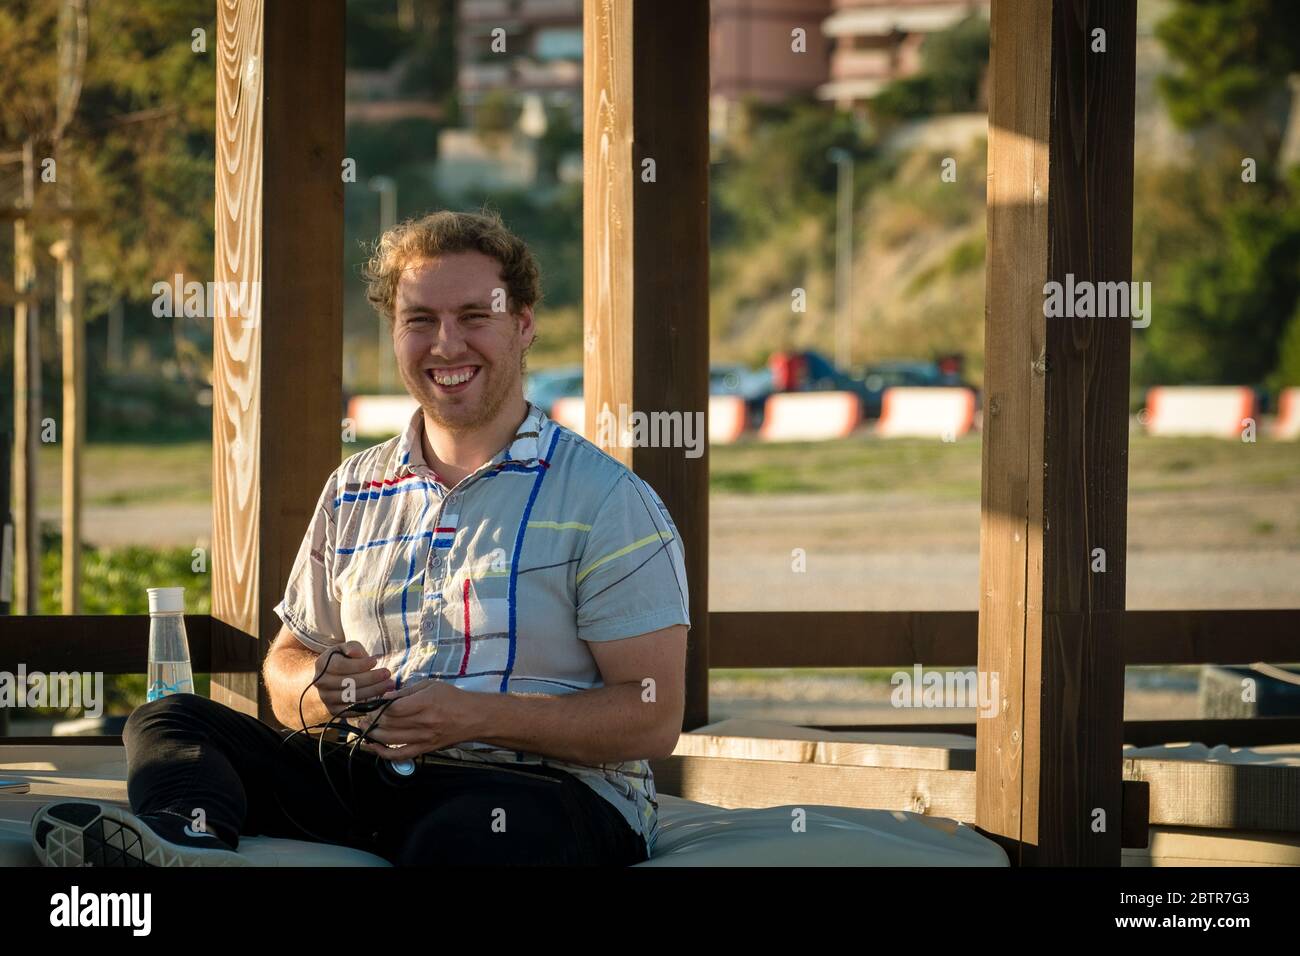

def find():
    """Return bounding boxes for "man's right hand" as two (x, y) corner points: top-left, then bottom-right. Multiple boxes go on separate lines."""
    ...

(309, 641), (394, 718)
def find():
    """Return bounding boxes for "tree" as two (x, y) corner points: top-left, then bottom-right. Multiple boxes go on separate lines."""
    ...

(1157, 0), (1300, 155)
(0, 0), (216, 386)
(1139, 0), (1300, 388)
(870, 15), (990, 124)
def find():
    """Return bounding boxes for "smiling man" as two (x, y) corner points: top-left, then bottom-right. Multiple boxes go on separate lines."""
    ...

(31, 210), (690, 868)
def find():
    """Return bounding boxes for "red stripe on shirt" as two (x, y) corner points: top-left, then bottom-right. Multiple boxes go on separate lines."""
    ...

(459, 578), (472, 676)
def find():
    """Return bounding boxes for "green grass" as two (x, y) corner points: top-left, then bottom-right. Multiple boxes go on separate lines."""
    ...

(709, 435), (985, 498)
(36, 443), (213, 510)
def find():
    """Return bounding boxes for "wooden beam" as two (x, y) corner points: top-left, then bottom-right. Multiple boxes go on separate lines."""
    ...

(978, 0), (1137, 865)
(6, 609), (1292, 680)
(1127, 758), (1300, 832)
(212, 0), (344, 718)
(584, 0), (711, 729)
(674, 728), (976, 770)
(0, 615), (226, 673)
(809, 718), (1300, 749)
(2, 736), (124, 746)
(653, 754), (978, 820)
(709, 610), (1300, 667)
(711, 611), (975, 667)
(1123, 610), (1300, 665)
(1123, 779), (1150, 850)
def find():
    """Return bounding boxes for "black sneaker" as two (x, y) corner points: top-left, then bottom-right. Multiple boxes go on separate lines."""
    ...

(31, 801), (250, 867)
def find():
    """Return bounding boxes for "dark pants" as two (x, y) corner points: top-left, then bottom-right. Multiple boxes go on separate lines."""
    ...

(122, 694), (649, 866)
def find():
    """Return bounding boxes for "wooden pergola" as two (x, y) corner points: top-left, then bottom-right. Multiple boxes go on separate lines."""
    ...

(6, 0), (1300, 867)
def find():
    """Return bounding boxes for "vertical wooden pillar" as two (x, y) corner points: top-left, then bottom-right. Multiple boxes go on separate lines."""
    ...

(54, 220), (84, 613)
(212, 0), (344, 718)
(12, 139), (39, 615)
(583, 0), (711, 729)
(977, 0), (1135, 865)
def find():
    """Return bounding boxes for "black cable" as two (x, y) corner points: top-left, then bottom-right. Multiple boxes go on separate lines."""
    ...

(267, 648), (403, 846)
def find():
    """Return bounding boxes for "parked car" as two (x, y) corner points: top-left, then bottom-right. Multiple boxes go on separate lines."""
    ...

(525, 365), (583, 416)
(710, 362), (773, 427)
(767, 350), (874, 418)
(854, 360), (955, 419)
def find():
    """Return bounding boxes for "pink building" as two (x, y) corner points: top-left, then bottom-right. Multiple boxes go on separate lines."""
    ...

(817, 0), (990, 110)
(710, 0), (835, 102)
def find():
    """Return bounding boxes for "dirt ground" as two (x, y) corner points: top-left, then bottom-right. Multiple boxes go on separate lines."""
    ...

(707, 675), (1201, 726)
(709, 485), (1300, 611)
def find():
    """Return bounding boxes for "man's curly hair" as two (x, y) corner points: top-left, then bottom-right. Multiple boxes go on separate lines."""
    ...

(362, 208), (542, 325)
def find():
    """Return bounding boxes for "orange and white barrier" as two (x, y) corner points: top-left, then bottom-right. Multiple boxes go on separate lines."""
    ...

(709, 395), (748, 444)
(759, 391), (861, 442)
(1144, 386), (1255, 438)
(876, 387), (976, 440)
(1275, 387), (1300, 440)
(346, 395), (418, 438)
(549, 396), (586, 436)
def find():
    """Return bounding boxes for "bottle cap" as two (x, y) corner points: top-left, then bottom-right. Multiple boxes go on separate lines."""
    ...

(147, 587), (186, 614)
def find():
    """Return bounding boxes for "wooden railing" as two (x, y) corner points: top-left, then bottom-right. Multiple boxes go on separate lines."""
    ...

(3, 608), (1296, 746)
(708, 609), (1300, 667)
(7, 608), (1297, 675)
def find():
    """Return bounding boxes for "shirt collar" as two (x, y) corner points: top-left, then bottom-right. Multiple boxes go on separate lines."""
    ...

(395, 400), (550, 482)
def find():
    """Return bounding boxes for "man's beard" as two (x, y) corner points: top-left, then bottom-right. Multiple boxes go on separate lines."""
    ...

(405, 345), (522, 436)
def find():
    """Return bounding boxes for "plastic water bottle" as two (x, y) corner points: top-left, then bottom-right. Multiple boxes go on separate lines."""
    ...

(146, 587), (194, 701)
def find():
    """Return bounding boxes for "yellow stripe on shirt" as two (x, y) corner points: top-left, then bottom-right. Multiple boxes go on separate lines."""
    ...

(575, 530), (675, 584)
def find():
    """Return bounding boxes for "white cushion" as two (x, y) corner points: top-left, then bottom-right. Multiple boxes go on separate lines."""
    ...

(638, 794), (1006, 866)
(4, 796), (1006, 867)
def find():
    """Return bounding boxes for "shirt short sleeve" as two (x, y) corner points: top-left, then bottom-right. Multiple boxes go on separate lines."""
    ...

(576, 471), (691, 642)
(273, 472), (345, 652)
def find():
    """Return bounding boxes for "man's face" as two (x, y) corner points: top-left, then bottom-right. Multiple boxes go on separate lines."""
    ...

(392, 251), (534, 434)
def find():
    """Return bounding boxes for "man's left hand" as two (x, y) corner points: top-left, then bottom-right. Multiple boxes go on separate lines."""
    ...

(355, 679), (476, 760)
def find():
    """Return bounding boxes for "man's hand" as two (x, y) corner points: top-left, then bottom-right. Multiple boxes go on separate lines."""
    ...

(354, 679), (475, 760)
(310, 641), (394, 719)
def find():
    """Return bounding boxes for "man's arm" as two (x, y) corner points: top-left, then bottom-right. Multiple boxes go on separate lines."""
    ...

(468, 624), (687, 763)
(359, 624), (687, 764)
(263, 626), (392, 730)
(264, 628), (324, 729)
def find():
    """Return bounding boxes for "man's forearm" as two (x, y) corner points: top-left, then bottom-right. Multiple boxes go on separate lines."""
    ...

(462, 681), (677, 765)
(264, 646), (328, 730)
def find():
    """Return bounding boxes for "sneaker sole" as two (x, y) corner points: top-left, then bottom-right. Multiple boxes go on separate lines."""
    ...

(31, 801), (251, 868)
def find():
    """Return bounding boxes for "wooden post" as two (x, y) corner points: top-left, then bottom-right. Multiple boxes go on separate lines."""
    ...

(977, 0), (1136, 865)
(211, 0), (344, 718)
(583, 0), (711, 729)
(54, 0), (87, 614)
(11, 139), (39, 616)
(53, 221), (84, 613)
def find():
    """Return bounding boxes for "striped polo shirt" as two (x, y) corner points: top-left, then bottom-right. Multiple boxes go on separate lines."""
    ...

(274, 400), (691, 851)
